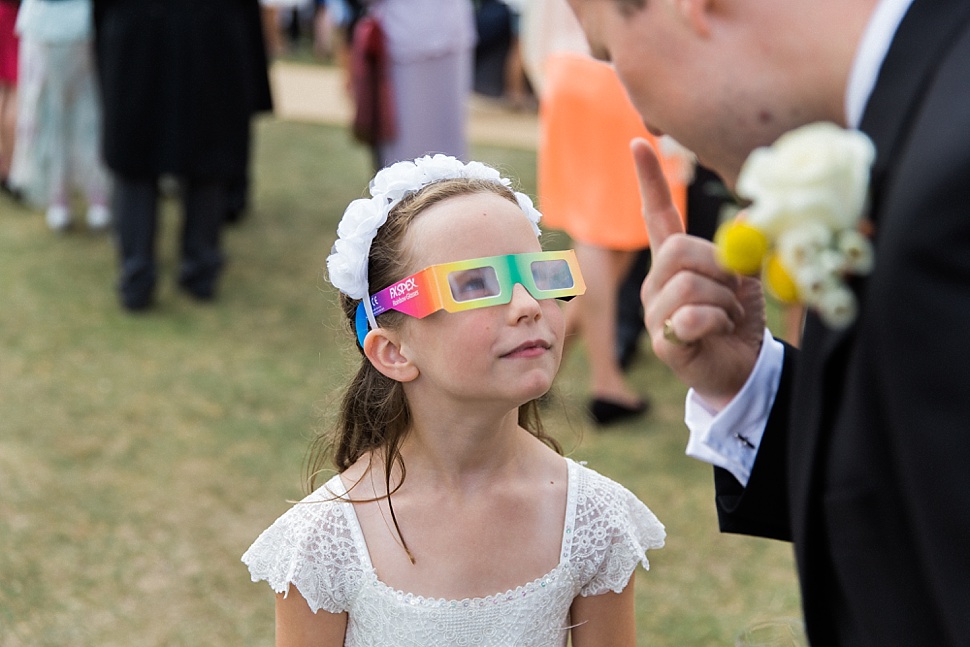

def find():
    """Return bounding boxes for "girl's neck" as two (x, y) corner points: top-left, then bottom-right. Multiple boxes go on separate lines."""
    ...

(344, 402), (528, 496)
(397, 405), (534, 492)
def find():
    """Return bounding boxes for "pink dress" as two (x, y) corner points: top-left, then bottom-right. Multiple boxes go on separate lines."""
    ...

(0, 1), (19, 85)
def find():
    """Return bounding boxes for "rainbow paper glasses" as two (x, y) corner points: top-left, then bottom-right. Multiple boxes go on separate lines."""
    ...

(355, 250), (586, 346)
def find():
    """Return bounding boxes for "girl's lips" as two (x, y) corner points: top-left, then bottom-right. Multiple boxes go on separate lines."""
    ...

(502, 340), (551, 358)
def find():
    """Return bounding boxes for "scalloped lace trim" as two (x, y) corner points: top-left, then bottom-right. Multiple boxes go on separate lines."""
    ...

(362, 561), (570, 609)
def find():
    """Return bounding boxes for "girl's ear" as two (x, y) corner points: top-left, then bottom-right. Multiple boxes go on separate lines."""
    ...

(363, 328), (419, 383)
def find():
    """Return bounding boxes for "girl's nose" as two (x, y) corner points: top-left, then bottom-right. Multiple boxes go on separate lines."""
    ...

(507, 283), (542, 322)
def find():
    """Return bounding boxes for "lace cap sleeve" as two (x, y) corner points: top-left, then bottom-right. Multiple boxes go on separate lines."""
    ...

(568, 463), (666, 597)
(241, 477), (365, 614)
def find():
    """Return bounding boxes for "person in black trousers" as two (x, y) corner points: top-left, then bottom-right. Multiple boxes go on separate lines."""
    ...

(92, 0), (272, 310)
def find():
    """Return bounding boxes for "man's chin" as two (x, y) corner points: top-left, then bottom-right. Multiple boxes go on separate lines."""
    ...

(694, 153), (739, 192)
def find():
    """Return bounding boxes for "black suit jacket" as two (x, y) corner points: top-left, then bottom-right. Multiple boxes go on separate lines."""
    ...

(92, 0), (273, 179)
(713, 1), (970, 644)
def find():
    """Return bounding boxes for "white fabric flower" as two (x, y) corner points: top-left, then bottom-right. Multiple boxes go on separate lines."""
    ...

(326, 155), (542, 301)
(515, 191), (542, 236)
(327, 197), (387, 299)
(462, 159), (505, 184)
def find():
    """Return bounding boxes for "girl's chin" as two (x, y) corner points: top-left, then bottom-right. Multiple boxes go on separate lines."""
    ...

(518, 381), (555, 404)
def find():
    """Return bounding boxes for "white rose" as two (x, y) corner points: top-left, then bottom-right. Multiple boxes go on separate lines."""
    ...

(816, 285), (858, 330)
(836, 229), (875, 275)
(793, 264), (834, 305)
(776, 221), (832, 270)
(816, 248), (849, 282)
(738, 122), (875, 235)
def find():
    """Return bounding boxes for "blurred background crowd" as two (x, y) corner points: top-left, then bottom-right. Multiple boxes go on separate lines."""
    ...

(0, 0), (756, 425)
(0, 3), (809, 643)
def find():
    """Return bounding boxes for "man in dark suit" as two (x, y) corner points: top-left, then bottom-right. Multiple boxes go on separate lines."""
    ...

(568, 0), (970, 644)
(93, 0), (273, 310)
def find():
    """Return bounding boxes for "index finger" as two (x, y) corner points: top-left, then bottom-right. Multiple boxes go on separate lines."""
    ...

(631, 137), (686, 252)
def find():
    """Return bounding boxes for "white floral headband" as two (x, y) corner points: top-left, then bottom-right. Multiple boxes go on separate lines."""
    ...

(326, 154), (542, 337)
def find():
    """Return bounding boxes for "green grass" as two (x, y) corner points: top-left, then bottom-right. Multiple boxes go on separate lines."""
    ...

(0, 117), (800, 646)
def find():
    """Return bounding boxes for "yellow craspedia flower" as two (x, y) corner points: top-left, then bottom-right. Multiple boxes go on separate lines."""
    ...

(715, 220), (769, 275)
(763, 253), (800, 304)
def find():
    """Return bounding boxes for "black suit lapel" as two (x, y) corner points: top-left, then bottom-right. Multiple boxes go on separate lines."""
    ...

(861, 0), (970, 209)
(803, 0), (970, 398)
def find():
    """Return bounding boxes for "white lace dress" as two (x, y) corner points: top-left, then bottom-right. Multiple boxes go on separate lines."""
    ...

(242, 458), (665, 646)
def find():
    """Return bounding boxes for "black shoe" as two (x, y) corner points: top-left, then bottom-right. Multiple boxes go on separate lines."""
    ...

(119, 266), (156, 313)
(224, 208), (247, 225)
(178, 254), (223, 302)
(178, 280), (216, 302)
(121, 293), (154, 313)
(588, 397), (649, 426)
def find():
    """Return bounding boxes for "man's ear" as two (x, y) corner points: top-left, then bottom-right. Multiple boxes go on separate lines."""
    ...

(674, 0), (713, 37)
(362, 328), (419, 383)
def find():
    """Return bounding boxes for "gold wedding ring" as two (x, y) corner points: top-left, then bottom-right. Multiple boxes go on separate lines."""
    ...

(663, 318), (688, 346)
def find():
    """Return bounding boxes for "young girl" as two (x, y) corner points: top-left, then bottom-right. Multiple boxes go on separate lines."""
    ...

(242, 155), (665, 646)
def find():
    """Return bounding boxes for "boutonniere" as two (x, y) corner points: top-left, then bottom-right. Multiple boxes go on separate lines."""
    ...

(714, 122), (876, 328)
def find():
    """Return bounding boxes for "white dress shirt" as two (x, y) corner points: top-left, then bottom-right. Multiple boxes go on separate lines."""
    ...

(683, 0), (915, 486)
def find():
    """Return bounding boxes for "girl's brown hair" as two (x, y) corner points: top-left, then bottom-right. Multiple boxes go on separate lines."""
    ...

(306, 177), (562, 560)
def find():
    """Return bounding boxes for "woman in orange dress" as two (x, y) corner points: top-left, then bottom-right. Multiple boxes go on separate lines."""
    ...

(524, 0), (690, 424)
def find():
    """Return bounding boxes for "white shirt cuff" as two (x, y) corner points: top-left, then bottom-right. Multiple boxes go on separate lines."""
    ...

(683, 328), (785, 486)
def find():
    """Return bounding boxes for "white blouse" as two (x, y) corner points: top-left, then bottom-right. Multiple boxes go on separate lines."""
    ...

(243, 458), (665, 646)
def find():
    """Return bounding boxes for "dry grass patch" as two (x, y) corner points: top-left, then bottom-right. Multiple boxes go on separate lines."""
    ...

(0, 118), (799, 646)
